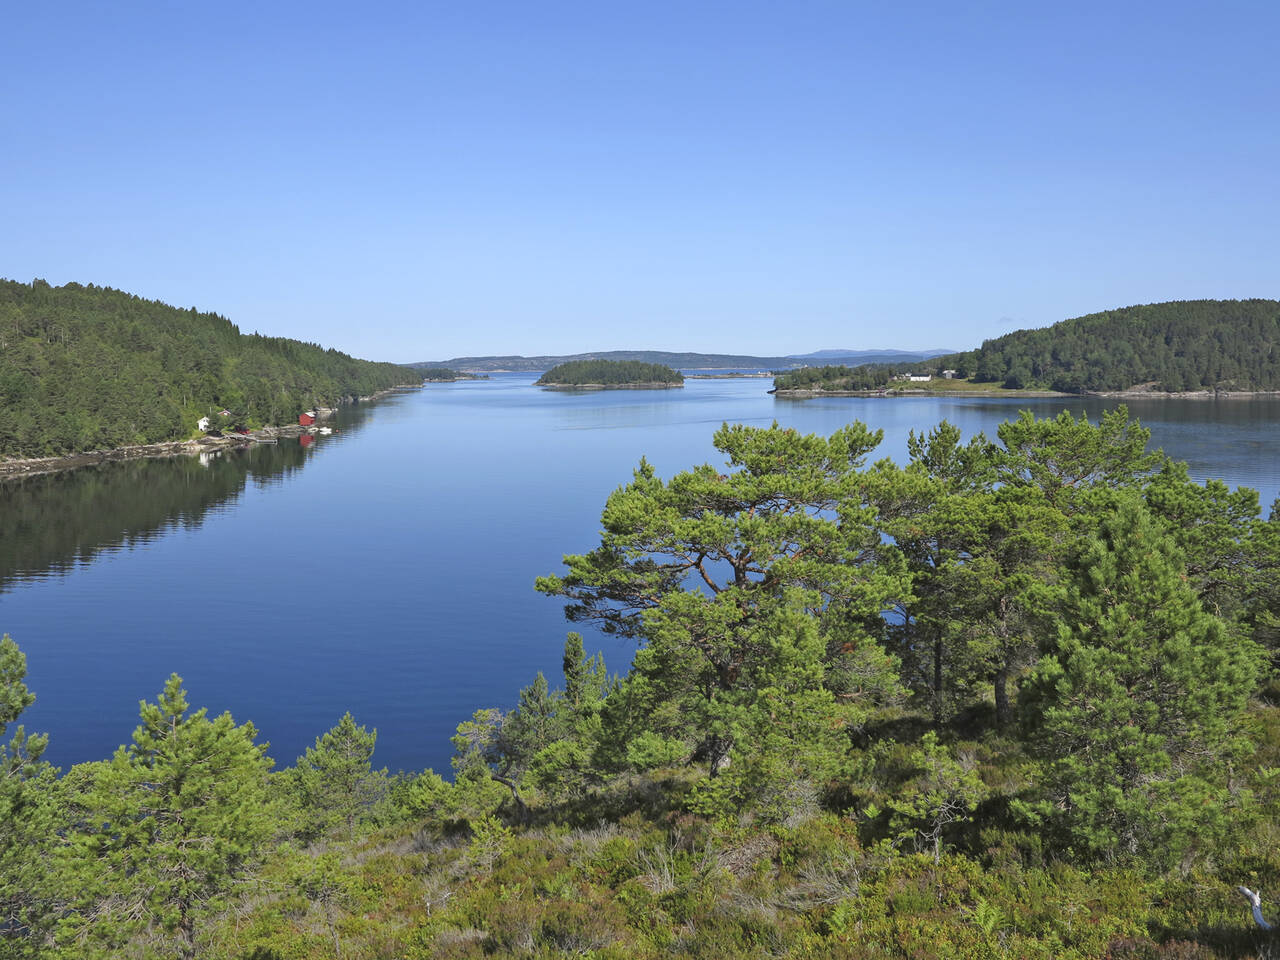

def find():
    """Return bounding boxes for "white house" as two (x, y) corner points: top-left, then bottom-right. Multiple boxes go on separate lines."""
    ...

(907, 374), (932, 382)
(197, 416), (210, 432)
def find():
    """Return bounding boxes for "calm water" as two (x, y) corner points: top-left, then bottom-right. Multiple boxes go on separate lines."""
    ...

(4, 377), (1278, 775)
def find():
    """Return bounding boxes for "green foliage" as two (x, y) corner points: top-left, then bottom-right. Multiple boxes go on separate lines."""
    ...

(1244, 497), (1280, 662)
(418, 367), (484, 381)
(881, 732), (986, 862)
(535, 359), (684, 385)
(538, 421), (909, 792)
(0, 635), (55, 958)
(0, 278), (417, 456)
(968, 299), (1280, 392)
(772, 363), (893, 392)
(995, 407), (1162, 512)
(1018, 500), (1260, 867)
(624, 731), (687, 771)
(291, 712), (389, 840)
(66, 673), (273, 959)
(776, 299), (1280, 394)
(15, 413), (1280, 957)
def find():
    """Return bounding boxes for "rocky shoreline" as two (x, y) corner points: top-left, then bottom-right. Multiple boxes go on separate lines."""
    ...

(0, 384), (421, 481)
(772, 387), (1068, 399)
(537, 382), (684, 390)
(774, 386), (1280, 400)
(1092, 388), (1280, 399)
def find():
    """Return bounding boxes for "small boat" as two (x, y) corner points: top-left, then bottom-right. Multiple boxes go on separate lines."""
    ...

(317, 427), (333, 435)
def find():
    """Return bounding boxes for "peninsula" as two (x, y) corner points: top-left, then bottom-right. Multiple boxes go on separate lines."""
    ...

(773, 298), (1280, 397)
(535, 358), (684, 389)
(419, 367), (487, 382)
(0, 279), (420, 461)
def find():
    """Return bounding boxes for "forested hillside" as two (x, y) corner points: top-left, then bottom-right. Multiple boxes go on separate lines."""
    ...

(536, 359), (684, 385)
(0, 279), (418, 457)
(6, 411), (1280, 958)
(962, 299), (1280, 391)
(775, 300), (1280, 394)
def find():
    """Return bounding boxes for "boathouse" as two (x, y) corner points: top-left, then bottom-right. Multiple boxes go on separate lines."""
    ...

(298, 411), (316, 426)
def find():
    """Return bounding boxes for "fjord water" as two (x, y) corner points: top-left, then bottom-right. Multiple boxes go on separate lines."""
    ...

(4, 376), (1279, 776)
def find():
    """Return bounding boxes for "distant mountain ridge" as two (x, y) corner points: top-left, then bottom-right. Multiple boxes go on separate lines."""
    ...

(411, 348), (951, 372)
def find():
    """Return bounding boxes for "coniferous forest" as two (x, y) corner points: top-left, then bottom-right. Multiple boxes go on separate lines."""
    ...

(536, 359), (685, 386)
(5, 410), (1280, 959)
(0, 279), (419, 457)
(774, 299), (1280, 394)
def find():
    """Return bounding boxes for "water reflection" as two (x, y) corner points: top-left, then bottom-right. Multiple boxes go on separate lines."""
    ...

(0, 399), (385, 592)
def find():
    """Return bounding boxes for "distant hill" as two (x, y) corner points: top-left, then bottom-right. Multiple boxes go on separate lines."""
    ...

(0, 279), (418, 457)
(412, 348), (950, 372)
(774, 299), (1280, 394)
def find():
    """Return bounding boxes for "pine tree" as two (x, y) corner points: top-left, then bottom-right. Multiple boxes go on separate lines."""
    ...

(0, 635), (55, 959)
(537, 421), (909, 778)
(71, 674), (272, 960)
(1019, 500), (1260, 865)
(294, 712), (387, 839)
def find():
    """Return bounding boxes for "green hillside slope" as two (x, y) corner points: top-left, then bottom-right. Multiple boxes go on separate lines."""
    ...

(0, 279), (417, 457)
(775, 299), (1280, 394)
(965, 299), (1280, 392)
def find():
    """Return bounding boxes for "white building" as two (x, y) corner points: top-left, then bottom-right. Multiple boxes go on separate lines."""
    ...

(197, 416), (210, 432)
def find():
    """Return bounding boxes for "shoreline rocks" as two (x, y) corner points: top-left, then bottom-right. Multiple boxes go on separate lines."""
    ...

(537, 382), (684, 390)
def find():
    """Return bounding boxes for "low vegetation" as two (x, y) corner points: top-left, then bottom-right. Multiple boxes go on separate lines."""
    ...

(0, 279), (418, 457)
(5, 408), (1280, 958)
(535, 359), (684, 386)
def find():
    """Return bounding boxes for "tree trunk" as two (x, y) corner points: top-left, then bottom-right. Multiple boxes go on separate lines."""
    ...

(704, 734), (732, 778)
(492, 774), (531, 825)
(177, 902), (196, 960)
(994, 666), (1010, 728)
(933, 633), (945, 725)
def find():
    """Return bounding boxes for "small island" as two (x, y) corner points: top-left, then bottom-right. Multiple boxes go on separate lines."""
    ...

(535, 359), (685, 389)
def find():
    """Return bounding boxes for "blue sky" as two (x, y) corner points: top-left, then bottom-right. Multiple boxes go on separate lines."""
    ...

(4, 1), (1277, 362)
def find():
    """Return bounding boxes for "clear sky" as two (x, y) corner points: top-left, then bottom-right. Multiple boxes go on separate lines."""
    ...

(4, 1), (1277, 362)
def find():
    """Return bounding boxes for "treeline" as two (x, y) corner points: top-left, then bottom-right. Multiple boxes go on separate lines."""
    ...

(419, 368), (485, 381)
(773, 363), (894, 391)
(0, 279), (418, 457)
(962, 299), (1280, 391)
(5, 410), (1280, 958)
(536, 359), (684, 385)
(775, 299), (1280, 393)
